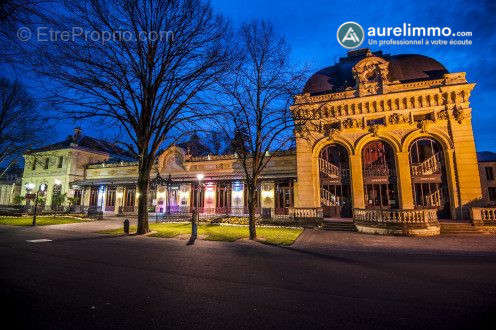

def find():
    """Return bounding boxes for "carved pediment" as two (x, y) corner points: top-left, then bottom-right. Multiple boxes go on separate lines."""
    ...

(158, 146), (186, 173)
(352, 56), (390, 96)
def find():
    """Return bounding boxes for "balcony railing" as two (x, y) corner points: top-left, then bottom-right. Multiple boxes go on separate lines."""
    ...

(288, 207), (323, 219)
(319, 158), (349, 178)
(363, 165), (391, 178)
(470, 206), (496, 225)
(411, 153), (441, 177)
(353, 208), (438, 227)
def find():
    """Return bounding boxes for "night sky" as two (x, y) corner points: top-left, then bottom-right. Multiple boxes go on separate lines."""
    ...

(6, 0), (496, 151)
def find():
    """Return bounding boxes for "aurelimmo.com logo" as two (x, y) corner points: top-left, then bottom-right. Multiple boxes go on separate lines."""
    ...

(337, 21), (364, 49)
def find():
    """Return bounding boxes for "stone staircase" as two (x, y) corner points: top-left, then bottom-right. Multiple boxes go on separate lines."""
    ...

(440, 221), (486, 234)
(322, 219), (356, 232)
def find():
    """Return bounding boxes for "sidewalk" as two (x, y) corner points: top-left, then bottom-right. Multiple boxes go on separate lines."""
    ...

(6, 216), (496, 256)
(292, 228), (496, 256)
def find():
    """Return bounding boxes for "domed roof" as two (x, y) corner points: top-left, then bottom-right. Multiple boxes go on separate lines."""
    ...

(303, 49), (448, 95)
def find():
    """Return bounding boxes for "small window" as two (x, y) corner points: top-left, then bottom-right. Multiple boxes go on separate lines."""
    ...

(489, 187), (496, 202)
(44, 158), (50, 170)
(32, 158), (36, 171)
(58, 156), (63, 168)
(485, 167), (494, 181)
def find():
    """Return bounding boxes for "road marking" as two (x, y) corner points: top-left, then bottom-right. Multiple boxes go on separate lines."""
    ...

(26, 239), (53, 243)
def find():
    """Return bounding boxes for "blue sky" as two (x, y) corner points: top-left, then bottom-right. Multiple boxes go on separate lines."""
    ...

(7, 0), (496, 151)
(211, 0), (496, 151)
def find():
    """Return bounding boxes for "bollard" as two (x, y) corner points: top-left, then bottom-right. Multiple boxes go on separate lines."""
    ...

(123, 219), (130, 234)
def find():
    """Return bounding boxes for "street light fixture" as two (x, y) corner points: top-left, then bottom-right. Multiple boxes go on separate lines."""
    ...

(191, 173), (204, 241)
(25, 183), (35, 191)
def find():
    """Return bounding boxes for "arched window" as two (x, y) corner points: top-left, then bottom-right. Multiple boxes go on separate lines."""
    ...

(362, 141), (398, 209)
(319, 144), (352, 218)
(409, 138), (450, 218)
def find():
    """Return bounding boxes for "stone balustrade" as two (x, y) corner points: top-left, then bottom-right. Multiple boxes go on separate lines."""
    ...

(470, 206), (496, 226)
(289, 207), (323, 219)
(353, 208), (439, 236)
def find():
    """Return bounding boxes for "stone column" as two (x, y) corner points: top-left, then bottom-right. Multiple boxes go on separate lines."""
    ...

(82, 186), (91, 207)
(349, 154), (365, 209)
(115, 186), (124, 215)
(396, 152), (414, 209)
(443, 149), (459, 219)
(448, 108), (482, 219)
(294, 138), (319, 207)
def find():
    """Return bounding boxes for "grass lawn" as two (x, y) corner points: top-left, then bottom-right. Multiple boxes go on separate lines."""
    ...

(0, 216), (88, 226)
(99, 222), (303, 246)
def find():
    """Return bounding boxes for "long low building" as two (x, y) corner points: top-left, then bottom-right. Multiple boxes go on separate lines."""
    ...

(20, 49), (496, 235)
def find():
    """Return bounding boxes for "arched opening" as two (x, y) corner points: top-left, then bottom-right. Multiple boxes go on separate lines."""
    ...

(409, 138), (451, 219)
(319, 144), (352, 218)
(362, 140), (399, 209)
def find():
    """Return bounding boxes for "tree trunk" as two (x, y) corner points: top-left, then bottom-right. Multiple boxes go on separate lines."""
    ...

(136, 160), (151, 234)
(247, 183), (257, 240)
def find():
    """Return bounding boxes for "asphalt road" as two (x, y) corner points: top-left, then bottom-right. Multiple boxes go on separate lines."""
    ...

(1, 225), (496, 330)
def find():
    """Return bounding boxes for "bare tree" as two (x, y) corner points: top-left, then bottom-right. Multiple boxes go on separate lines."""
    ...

(32, 0), (230, 234)
(0, 77), (43, 177)
(206, 130), (229, 155)
(0, 0), (53, 62)
(216, 21), (306, 240)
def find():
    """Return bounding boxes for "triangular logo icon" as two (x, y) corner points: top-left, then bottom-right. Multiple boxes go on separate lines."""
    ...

(342, 27), (360, 43)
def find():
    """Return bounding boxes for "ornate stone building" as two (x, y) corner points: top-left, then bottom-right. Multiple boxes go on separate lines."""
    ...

(20, 49), (494, 235)
(291, 48), (482, 235)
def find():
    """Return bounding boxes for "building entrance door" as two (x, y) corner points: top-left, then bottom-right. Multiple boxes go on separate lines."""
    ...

(320, 181), (351, 218)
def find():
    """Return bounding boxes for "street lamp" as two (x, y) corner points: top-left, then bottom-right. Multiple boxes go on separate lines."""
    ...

(191, 173), (204, 241)
(195, 173), (204, 212)
(25, 182), (35, 192)
(32, 183), (47, 226)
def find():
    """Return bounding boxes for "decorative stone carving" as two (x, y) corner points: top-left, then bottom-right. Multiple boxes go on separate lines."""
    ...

(352, 56), (390, 97)
(368, 124), (380, 136)
(437, 109), (449, 120)
(388, 113), (409, 125)
(453, 106), (465, 124)
(443, 72), (467, 85)
(342, 118), (361, 129)
(417, 119), (434, 133)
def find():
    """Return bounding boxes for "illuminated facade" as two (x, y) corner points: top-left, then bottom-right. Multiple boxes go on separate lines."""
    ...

(21, 49), (495, 235)
(76, 145), (297, 219)
(291, 48), (482, 235)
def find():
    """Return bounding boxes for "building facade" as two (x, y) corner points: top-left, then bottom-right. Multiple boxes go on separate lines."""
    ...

(477, 152), (496, 204)
(290, 49), (482, 234)
(72, 146), (297, 219)
(20, 49), (496, 235)
(0, 168), (21, 205)
(21, 129), (133, 209)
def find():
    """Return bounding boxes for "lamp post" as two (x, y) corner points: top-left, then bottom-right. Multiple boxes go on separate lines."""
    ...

(32, 183), (47, 226)
(191, 173), (204, 239)
(165, 174), (173, 215)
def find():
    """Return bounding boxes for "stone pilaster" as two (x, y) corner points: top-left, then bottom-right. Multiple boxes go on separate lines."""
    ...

(396, 152), (414, 209)
(349, 154), (365, 209)
(295, 138), (318, 207)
